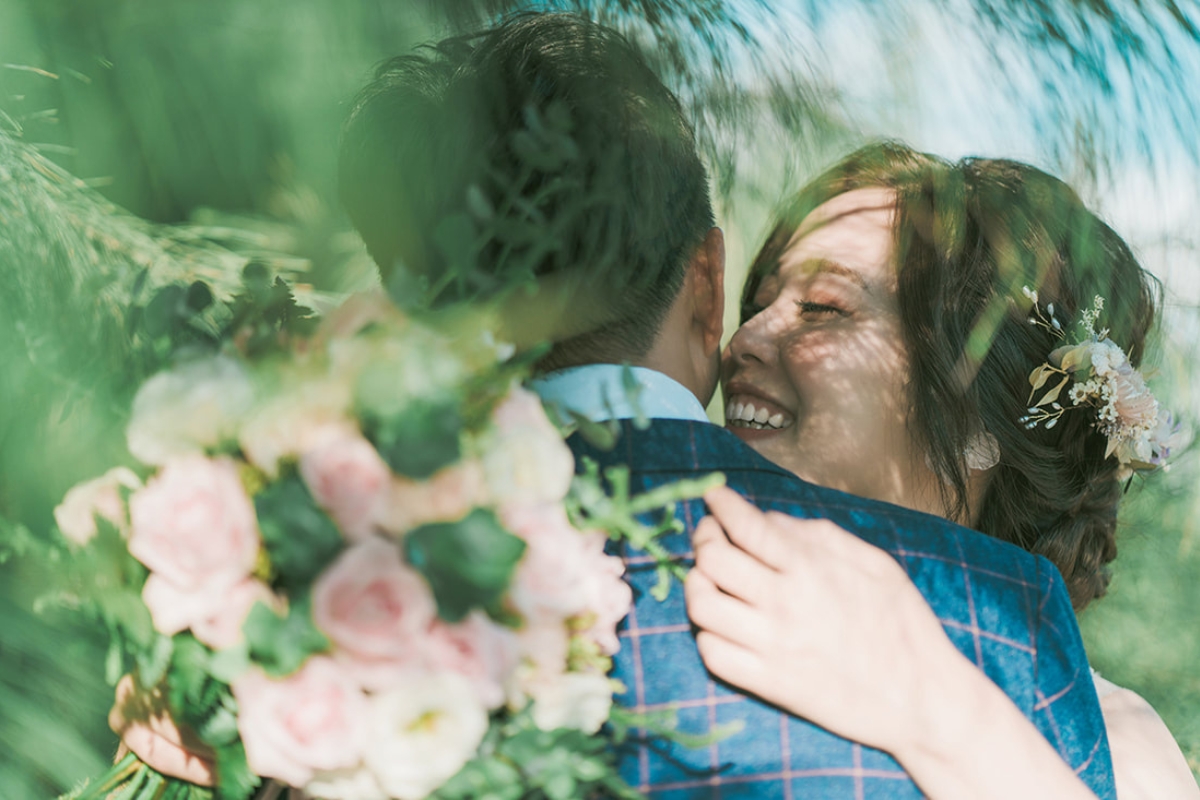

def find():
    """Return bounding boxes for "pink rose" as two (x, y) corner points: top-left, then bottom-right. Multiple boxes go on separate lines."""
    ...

(501, 504), (592, 622)
(300, 432), (391, 541)
(232, 657), (368, 789)
(53, 467), (141, 545)
(191, 580), (282, 651)
(312, 538), (436, 689)
(424, 612), (518, 710)
(129, 457), (259, 634)
(380, 460), (486, 535)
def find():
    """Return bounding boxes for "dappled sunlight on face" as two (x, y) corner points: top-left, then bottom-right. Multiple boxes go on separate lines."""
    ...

(722, 188), (942, 515)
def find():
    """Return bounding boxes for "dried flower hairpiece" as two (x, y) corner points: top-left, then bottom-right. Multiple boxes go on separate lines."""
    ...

(1018, 287), (1183, 480)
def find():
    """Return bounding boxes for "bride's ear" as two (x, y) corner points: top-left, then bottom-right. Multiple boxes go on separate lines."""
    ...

(691, 227), (726, 356)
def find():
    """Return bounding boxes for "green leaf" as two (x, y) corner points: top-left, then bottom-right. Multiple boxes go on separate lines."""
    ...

(435, 756), (523, 800)
(434, 213), (479, 277)
(208, 640), (251, 683)
(165, 635), (221, 728)
(213, 741), (260, 800)
(254, 476), (343, 592)
(365, 397), (463, 480)
(186, 281), (215, 312)
(243, 594), (329, 677)
(135, 634), (175, 689)
(404, 509), (526, 622)
(566, 410), (617, 451)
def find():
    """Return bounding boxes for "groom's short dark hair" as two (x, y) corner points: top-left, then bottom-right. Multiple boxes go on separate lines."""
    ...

(338, 12), (713, 366)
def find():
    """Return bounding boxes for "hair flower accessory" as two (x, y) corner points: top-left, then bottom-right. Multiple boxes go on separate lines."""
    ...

(1018, 287), (1183, 480)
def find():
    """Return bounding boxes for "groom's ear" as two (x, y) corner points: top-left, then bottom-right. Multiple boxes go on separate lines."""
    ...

(691, 227), (726, 356)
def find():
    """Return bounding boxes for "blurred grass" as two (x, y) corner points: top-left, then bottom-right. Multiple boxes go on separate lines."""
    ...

(1080, 458), (1200, 779)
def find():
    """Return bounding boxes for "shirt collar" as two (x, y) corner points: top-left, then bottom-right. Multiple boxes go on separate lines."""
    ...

(529, 365), (710, 424)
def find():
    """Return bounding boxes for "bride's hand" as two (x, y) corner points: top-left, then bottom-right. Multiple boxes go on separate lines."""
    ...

(685, 486), (1099, 800)
(108, 674), (216, 786)
(684, 484), (960, 755)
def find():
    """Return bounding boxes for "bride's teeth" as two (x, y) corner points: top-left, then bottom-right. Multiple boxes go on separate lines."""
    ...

(754, 407), (770, 424)
(768, 413), (784, 428)
(741, 403), (757, 422)
(732, 402), (745, 420)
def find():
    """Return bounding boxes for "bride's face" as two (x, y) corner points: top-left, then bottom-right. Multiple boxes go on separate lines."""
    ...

(722, 187), (941, 513)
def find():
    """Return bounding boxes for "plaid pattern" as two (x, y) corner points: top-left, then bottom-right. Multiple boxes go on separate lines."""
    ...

(571, 420), (1115, 800)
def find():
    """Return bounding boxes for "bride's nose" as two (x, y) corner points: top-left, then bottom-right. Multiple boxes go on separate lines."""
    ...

(727, 307), (779, 367)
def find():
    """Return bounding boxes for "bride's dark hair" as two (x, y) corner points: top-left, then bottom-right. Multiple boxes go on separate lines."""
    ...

(743, 142), (1161, 609)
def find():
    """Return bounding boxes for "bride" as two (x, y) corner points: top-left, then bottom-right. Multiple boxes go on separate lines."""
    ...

(690, 142), (1198, 799)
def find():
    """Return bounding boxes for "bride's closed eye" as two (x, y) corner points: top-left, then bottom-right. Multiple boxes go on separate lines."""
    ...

(796, 300), (847, 318)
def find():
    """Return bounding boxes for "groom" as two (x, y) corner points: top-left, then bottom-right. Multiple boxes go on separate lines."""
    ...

(339, 13), (1115, 799)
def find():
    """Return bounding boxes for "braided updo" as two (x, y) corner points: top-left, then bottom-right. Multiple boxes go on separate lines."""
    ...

(743, 142), (1161, 609)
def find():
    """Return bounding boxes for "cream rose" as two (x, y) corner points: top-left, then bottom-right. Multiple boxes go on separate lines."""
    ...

(232, 657), (368, 789)
(300, 432), (392, 541)
(481, 387), (574, 506)
(126, 355), (255, 465)
(53, 467), (141, 546)
(363, 671), (489, 800)
(508, 620), (571, 711)
(312, 538), (436, 688)
(128, 456), (259, 634)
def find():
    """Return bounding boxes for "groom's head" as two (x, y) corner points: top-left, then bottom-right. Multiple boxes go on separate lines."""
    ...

(339, 13), (725, 403)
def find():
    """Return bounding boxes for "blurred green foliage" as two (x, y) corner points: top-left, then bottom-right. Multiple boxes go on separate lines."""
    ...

(1, 0), (1198, 794)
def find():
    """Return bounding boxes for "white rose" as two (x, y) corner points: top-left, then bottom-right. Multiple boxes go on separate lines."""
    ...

(238, 378), (354, 478)
(127, 355), (255, 465)
(481, 387), (574, 505)
(304, 767), (387, 800)
(529, 671), (614, 734)
(364, 672), (489, 800)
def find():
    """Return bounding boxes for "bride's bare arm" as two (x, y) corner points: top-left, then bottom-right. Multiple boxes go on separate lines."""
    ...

(1095, 678), (1200, 800)
(685, 485), (1097, 800)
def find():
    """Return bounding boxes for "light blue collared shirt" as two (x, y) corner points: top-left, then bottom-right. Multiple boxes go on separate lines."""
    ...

(530, 365), (709, 424)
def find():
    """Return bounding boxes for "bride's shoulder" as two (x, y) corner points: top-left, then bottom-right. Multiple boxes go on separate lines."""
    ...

(1092, 676), (1200, 799)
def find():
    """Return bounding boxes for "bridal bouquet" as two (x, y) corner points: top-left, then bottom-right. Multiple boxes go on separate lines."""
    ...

(52, 284), (714, 800)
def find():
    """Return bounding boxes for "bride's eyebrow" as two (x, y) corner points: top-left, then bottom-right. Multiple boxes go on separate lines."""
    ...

(804, 259), (871, 293)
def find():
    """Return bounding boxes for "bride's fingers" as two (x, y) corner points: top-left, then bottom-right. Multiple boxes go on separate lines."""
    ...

(693, 516), (774, 605)
(684, 568), (768, 649)
(695, 629), (766, 692)
(702, 485), (787, 568)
